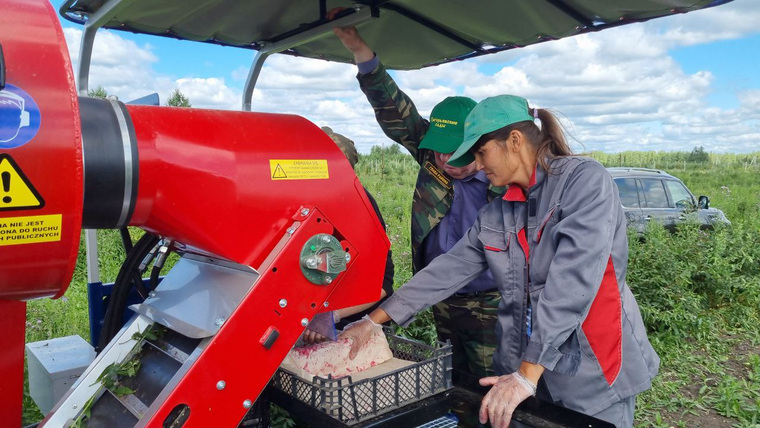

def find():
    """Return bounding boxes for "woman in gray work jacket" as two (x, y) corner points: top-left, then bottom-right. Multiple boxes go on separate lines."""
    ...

(342, 95), (659, 428)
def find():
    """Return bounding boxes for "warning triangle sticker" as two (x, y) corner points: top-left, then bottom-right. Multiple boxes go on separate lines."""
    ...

(0, 154), (45, 211)
(272, 163), (287, 179)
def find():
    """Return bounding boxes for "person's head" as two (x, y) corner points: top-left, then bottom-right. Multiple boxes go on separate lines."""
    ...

(322, 126), (359, 169)
(448, 95), (572, 187)
(418, 96), (479, 179)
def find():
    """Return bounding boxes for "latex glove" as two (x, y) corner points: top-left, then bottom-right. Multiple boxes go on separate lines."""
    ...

(337, 315), (382, 359)
(479, 371), (537, 428)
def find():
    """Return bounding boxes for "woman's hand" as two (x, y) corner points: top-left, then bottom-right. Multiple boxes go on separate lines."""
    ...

(337, 315), (382, 359)
(478, 371), (537, 428)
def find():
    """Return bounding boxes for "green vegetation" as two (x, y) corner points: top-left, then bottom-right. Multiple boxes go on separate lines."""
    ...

(358, 147), (760, 427)
(21, 149), (760, 427)
(86, 86), (110, 99)
(166, 89), (192, 107)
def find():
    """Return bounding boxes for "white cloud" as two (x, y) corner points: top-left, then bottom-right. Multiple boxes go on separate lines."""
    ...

(175, 77), (239, 110)
(651, 0), (760, 46)
(63, 28), (173, 102)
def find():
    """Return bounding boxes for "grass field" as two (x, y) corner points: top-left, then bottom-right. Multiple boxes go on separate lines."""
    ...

(21, 148), (760, 427)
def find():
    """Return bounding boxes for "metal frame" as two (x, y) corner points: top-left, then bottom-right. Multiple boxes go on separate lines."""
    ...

(242, 5), (377, 111)
(76, 0), (137, 97)
(61, 0), (735, 73)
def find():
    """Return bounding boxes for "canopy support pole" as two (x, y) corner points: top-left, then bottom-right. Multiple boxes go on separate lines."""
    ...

(242, 5), (377, 111)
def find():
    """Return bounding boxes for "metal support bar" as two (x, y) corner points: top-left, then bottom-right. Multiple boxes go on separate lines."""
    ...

(77, 26), (96, 97)
(544, 0), (595, 29)
(76, 0), (136, 96)
(242, 5), (378, 111)
(378, 3), (483, 52)
(85, 229), (100, 283)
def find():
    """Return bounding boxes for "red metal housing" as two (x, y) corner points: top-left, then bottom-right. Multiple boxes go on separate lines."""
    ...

(1, 2), (83, 424)
(1, 1), (389, 425)
(0, 0), (83, 300)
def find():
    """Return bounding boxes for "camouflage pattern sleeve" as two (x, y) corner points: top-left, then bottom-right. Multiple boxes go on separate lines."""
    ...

(357, 62), (429, 165)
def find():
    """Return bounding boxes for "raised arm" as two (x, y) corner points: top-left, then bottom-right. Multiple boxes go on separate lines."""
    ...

(329, 13), (429, 163)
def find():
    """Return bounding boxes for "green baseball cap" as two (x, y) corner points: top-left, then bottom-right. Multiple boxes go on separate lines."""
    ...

(448, 95), (533, 167)
(418, 96), (477, 154)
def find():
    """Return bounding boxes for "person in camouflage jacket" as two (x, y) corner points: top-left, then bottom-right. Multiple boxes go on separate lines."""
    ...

(332, 22), (506, 399)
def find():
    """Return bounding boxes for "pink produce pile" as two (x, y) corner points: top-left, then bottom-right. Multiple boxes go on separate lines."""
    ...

(283, 327), (393, 378)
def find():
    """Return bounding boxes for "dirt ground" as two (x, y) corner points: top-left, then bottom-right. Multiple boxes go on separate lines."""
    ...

(657, 339), (758, 427)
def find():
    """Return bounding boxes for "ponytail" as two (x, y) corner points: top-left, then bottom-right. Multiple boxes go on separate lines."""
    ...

(533, 108), (573, 172)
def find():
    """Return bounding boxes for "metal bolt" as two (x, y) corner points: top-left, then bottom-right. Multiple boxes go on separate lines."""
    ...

(286, 228), (295, 235)
(216, 380), (226, 390)
(300, 208), (310, 216)
(322, 235), (331, 244)
(353, 4), (362, 12)
(323, 276), (333, 285)
(301, 318), (309, 327)
(148, 291), (156, 298)
(323, 301), (329, 307)
(279, 299), (288, 308)
(243, 399), (253, 409)
(215, 317), (226, 327)
(345, 253), (351, 263)
(72, 404), (78, 409)
(306, 257), (318, 268)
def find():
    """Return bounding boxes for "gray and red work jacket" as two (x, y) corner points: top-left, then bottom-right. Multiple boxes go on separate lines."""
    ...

(381, 156), (660, 415)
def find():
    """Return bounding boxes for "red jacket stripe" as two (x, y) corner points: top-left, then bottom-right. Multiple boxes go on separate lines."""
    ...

(581, 255), (623, 385)
(517, 228), (529, 261)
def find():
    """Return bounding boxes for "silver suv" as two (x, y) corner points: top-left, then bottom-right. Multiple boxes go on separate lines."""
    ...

(607, 167), (730, 234)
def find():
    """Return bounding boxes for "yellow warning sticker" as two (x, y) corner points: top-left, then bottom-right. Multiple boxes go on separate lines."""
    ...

(0, 214), (62, 246)
(269, 159), (329, 180)
(0, 154), (44, 211)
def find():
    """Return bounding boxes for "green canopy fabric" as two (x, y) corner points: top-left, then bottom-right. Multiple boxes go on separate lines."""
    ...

(61, 0), (732, 70)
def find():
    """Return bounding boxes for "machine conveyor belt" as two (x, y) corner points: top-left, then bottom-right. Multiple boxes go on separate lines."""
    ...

(80, 324), (203, 428)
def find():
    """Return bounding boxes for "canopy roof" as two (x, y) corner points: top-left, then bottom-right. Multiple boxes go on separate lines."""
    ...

(61, 0), (731, 70)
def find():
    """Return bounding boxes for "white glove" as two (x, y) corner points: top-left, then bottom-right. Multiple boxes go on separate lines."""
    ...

(337, 315), (382, 359)
(479, 371), (537, 428)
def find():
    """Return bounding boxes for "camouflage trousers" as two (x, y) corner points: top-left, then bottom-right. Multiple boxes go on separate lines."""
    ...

(433, 290), (500, 428)
(433, 290), (500, 382)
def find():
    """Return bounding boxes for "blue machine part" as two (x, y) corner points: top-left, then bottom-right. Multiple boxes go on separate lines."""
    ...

(87, 278), (158, 348)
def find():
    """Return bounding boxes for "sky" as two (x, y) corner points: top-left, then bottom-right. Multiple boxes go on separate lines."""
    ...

(53, 0), (760, 154)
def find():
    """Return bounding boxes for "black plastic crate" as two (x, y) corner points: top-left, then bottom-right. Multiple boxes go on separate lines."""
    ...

(271, 329), (453, 425)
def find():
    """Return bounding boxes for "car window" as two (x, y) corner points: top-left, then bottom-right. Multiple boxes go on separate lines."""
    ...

(639, 179), (669, 208)
(665, 180), (695, 209)
(614, 178), (640, 208)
